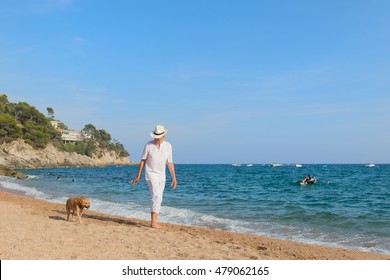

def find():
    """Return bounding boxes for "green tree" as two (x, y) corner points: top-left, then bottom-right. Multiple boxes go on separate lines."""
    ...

(0, 113), (22, 143)
(57, 122), (68, 130)
(84, 140), (96, 157)
(82, 124), (97, 137)
(0, 94), (9, 114)
(96, 129), (111, 148)
(74, 142), (86, 155)
(47, 107), (55, 119)
(111, 139), (129, 157)
(23, 120), (49, 148)
(98, 129), (111, 142)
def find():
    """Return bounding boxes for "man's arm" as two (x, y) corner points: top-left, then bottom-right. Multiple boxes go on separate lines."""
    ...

(130, 159), (146, 185)
(168, 162), (177, 189)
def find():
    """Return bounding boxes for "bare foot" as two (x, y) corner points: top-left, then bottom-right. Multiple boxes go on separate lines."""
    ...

(150, 223), (161, 229)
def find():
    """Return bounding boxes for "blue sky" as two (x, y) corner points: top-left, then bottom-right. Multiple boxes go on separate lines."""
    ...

(1, 0), (389, 164)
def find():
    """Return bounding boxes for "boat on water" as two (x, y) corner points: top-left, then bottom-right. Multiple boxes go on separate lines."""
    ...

(298, 175), (318, 185)
(295, 164), (303, 168)
(270, 163), (283, 167)
(246, 164), (253, 167)
(300, 178), (317, 185)
(232, 163), (241, 167)
(365, 164), (376, 167)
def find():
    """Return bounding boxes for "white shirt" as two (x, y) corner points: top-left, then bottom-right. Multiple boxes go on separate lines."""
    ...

(141, 140), (173, 181)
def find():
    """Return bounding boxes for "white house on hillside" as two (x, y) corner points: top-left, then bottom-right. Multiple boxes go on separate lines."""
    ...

(50, 121), (92, 143)
(50, 120), (60, 128)
(61, 130), (84, 143)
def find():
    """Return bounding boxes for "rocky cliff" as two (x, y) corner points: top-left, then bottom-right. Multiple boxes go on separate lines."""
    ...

(0, 139), (131, 169)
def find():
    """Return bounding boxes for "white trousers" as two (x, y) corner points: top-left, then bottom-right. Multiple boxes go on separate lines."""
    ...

(146, 179), (166, 213)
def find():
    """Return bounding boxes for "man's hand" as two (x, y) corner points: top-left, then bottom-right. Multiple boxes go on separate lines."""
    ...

(129, 176), (140, 186)
(171, 179), (177, 189)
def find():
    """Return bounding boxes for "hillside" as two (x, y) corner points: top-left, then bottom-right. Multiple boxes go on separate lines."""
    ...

(0, 139), (130, 169)
(0, 94), (131, 169)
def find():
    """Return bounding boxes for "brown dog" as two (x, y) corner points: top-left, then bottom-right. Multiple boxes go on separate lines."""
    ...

(66, 196), (90, 223)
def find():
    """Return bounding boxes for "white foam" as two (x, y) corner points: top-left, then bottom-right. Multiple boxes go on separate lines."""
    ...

(83, 197), (248, 233)
(0, 176), (49, 200)
(22, 174), (41, 179)
(90, 198), (151, 221)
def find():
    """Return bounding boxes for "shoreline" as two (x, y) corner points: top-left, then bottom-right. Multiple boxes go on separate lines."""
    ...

(0, 189), (389, 260)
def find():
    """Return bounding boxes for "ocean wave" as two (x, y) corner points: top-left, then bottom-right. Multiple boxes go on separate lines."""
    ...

(90, 198), (151, 221)
(0, 176), (49, 200)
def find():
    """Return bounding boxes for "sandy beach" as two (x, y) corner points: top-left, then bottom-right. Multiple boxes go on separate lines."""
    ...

(0, 190), (388, 260)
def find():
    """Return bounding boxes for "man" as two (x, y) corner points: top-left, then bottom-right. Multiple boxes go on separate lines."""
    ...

(130, 125), (177, 228)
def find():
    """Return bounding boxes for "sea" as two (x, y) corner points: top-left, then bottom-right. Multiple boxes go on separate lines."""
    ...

(1, 164), (389, 255)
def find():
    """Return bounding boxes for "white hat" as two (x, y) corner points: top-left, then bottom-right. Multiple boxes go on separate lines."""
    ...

(150, 125), (167, 139)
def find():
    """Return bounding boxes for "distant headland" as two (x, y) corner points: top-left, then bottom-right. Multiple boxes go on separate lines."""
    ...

(0, 93), (134, 170)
